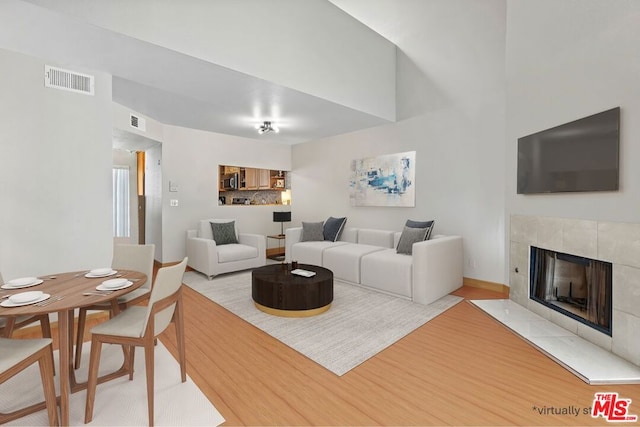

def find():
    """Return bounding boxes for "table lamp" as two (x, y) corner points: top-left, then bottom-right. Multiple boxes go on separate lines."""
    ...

(273, 211), (291, 236)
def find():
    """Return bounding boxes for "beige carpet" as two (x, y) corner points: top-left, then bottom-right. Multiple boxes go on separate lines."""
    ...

(2, 342), (225, 426)
(184, 270), (463, 376)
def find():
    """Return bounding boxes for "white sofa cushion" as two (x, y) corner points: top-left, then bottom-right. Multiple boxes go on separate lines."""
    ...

(291, 241), (349, 266)
(216, 243), (258, 263)
(322, 244), (385, 283)
(339, 227), (359, 243)
(360, 249), (413, 298)
(357, 229), (395, 248)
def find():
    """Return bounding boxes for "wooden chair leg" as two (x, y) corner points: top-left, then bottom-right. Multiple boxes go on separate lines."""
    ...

(128, 346), (136, 380)
(74, 308), (87, 369)
(1, 317), (16, 338)
(144, 342), (155, 427)
(39, 315), (55, 376)
(175, 298), (187, 382)
(37, 345), (59, 426)
(84, 335), (103, 424)
(40, 315), (52, 339)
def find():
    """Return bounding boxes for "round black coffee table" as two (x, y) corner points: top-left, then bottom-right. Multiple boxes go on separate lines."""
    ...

(251, 264), (333, 317)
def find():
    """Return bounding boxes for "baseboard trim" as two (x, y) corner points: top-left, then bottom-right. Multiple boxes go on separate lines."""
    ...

(463, 277), (510, 296)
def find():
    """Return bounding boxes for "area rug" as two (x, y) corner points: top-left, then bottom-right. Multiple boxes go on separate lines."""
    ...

(2, 342), (225, 426)
(183, 270), (463, 376)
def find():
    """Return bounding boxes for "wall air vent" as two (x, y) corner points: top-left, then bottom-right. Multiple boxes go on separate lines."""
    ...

(44, 65), (94, 95)
(130, 114), (146, 132)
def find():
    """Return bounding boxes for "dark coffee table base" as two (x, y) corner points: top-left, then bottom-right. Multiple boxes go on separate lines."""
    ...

(252, 264), (333, 318)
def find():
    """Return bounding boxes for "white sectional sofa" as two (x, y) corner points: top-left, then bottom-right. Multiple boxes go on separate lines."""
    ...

(285, 227), (463, 305)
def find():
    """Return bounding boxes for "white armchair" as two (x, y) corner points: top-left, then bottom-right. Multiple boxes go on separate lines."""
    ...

(186, 218), (266, 279)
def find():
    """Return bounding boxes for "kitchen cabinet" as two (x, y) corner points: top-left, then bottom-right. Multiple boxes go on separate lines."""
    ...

(258, 169), (270, 189)
(245, 168), (258, 190)
(223, 166), (240, 174)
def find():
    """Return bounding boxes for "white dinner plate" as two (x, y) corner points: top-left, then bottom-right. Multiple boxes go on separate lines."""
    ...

(8, 291), (44, 304)
(101, 278), (128, 289)
(85, 270), (117, 278)
(1, 293), (50, 307)
(1, 278), (44, 289)
(6, 276), (39, 287)
(96, 281), (132, 291)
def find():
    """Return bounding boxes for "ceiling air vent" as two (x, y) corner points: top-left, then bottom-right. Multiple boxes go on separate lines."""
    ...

(44, 65), (94, 95)
(130, 114), (146, 131)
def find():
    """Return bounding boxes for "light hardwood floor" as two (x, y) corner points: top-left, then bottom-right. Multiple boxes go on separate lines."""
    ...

(18, 284), (640, 426)
(161, 285), (640, 426)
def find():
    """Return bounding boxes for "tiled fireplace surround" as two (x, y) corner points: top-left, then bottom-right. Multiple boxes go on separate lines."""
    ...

(510, 215), (640, 367)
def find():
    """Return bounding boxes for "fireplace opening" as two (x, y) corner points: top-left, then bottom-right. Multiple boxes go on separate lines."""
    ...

(529, 246), (612, 336)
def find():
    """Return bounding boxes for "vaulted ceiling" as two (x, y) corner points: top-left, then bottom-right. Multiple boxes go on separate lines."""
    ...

(0, 0), (398, 145)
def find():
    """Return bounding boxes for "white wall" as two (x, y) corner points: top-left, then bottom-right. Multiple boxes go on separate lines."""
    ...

(25, 0), (396, 121)
(0, 48), (113, 278)
(505, 0), (640, 281)
(160, 125), (292, 263)
(293, 0), (507, 284)
(112, 103), (164, 143)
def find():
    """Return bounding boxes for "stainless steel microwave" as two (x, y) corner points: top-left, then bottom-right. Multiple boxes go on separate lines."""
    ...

(222, 173), (238, 190)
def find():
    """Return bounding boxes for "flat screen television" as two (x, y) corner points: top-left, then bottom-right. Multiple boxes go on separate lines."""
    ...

(517, 107), (620, 194)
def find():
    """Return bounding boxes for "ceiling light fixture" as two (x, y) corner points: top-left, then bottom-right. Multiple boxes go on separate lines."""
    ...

(255, 121), (279, 134)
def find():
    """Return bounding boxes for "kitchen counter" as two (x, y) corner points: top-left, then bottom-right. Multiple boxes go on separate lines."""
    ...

(219, 190), (287, 206)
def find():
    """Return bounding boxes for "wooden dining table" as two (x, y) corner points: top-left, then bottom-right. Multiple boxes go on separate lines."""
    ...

(0, 269), (146, 426)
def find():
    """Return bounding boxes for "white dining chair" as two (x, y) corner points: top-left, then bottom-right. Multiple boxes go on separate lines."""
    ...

(0, 337), (59, 426)
(74, 244), (155, 368)
(84, 257), (187, 426)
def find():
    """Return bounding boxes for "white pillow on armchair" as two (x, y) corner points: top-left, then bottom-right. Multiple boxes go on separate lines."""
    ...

(198, 219), (239, 241)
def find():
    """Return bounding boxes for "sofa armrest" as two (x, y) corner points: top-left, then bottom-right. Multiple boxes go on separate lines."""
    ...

(238, 233), (266, 259)
(412, 235), (463, 305)
(285, 227), (303, 263)
(186, 231), (218, 276)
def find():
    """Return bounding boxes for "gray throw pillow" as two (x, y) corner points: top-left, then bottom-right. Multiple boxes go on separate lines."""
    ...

(301, 221), (324, 242)
(210, 221), (238, 245)
(396, 226), (429, 255)
(406, 219), (435, 240)
(323, 216), (347, 242)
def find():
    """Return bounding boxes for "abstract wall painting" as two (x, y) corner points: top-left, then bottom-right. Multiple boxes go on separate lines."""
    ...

(349, 151), (416, 207)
